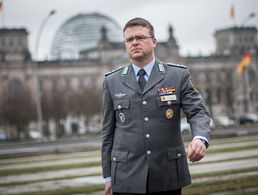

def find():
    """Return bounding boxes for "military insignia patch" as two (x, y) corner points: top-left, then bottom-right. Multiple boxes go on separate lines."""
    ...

(158, 63), (165, 72)
(115, 93), (127, 98)
(166, 108), (173, 119)
(119, 113), (125, 123)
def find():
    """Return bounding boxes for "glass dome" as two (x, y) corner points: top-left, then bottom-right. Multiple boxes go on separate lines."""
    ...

(50, 13), (123, 60)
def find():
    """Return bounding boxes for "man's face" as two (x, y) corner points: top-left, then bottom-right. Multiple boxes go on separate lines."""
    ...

(124, 26), (156, 63)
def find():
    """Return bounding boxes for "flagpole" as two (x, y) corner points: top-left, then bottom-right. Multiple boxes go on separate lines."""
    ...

(230, 3), (236, 26)
(242, 66), (248, 113)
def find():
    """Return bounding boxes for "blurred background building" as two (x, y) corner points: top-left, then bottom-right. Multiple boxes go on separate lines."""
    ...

(0, 12), (257, 140)
(50, 13), (123, 60)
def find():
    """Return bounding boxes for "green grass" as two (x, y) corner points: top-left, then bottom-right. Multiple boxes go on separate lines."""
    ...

(17, 184), (104, 195)
(206, 144), (258, 154)
(0, 161), (101, 176)
(191, 155), (258, 166)
(211, 135), (258, 144)
(0, 172), (102, 187)
(14, 174), (258, 195)
(183, 174), (258, 195)
(191, 166), (258, 179)
(0, 151), (100, 166)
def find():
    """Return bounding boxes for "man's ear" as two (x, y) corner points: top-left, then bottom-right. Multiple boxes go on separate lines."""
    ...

(153, 38), (157, 47)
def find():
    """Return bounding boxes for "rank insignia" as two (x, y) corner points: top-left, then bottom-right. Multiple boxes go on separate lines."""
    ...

(158, 63), (165, 72)
(166, 108), (173, 119)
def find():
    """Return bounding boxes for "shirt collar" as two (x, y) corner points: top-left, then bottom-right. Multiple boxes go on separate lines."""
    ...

(132, 58), (155, 77)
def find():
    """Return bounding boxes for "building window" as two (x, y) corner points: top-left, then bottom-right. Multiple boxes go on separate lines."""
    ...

(8, 79), (23, 90)
(39, 79), (44, 90)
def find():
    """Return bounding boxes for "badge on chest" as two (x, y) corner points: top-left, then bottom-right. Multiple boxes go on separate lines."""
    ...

(158, 86), (177, 102)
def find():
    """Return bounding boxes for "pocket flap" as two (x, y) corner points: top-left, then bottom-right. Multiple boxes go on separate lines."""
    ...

(111, 151), (128, 162)
(114, 100), (129, 110)
(167, 146), (186, 160)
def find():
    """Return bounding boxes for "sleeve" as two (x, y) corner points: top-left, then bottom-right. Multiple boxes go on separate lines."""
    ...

(180, 68), (211, 141)
(101, 78), (116, 178)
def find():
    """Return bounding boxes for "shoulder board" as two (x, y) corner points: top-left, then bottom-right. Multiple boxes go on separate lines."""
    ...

(167, 63), (187, 69)
(105, 66), (124, 76)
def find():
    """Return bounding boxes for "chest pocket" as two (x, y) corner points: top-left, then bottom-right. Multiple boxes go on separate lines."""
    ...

(114, 100), (130, 124)
(156, 96), (179, 122)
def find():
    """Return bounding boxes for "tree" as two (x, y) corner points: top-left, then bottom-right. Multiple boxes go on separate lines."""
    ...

(0, 82), (35, 140)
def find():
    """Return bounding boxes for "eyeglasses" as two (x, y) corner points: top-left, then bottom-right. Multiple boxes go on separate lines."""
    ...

(125, 35), (153, 43)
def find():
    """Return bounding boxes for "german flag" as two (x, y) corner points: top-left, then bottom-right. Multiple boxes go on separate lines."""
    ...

(236, 52), (251, 74)
(229, 4), (235, 20)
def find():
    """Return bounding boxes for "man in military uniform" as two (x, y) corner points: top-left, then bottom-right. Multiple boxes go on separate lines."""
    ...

(101, 17), (210, 195)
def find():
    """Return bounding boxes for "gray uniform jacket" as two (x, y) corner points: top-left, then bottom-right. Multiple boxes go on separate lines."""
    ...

(101, 59), (210, 193)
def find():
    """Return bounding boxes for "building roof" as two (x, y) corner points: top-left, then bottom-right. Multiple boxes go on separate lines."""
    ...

(0, 28), (28, 34)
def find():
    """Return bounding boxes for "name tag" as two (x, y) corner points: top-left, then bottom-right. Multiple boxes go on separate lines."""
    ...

(161, 95), (177, 102)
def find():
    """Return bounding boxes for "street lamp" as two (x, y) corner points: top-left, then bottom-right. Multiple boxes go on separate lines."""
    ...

(33, 10), (56, 136)
(34, 10), (56, 60)
(240, 12), (256, 26)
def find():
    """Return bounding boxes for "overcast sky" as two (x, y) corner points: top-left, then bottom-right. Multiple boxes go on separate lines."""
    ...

(1, 0), (258, 60)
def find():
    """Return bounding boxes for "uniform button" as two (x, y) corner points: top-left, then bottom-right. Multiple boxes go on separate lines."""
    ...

(177, 153), (182, 158)
(167, 101), (172, 105)
(113, 157), (117, 161)
(144, 117), (149, 122)
(145, 134), (150, 138)
(142, 101), (147, 105)
(117, 105), (122, 110)
(147, 150), (151, 155)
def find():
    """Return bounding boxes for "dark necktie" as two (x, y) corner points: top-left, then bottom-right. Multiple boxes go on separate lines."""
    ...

(138, 69), (146, 91)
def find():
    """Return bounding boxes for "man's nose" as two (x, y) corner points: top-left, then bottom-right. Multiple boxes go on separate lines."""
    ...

(131, 37), (139, 44)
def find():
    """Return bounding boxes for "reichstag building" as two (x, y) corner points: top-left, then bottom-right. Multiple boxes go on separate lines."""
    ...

(0, 13), (257, 139)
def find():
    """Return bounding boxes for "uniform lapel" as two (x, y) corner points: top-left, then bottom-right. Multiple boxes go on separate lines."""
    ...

(121, 65), (142, 95)
(143, 60), (165, 94)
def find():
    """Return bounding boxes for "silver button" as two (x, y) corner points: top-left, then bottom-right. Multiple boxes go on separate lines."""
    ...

(147, 150), (151, 155)
(177, 153), (182, 158)
(167, 101), (172, 105)
(144, 117), (149, 122)
(142, 101), (147, 105)
(113, 157), (117, 161)
(145, 134), (150, 138)
(118, 105), (122, 110)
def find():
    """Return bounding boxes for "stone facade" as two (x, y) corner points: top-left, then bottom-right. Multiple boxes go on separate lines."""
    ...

(0, 23), (257, 139)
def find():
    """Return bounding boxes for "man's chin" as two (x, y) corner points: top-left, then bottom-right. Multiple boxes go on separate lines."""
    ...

(131, 54), (144, 60)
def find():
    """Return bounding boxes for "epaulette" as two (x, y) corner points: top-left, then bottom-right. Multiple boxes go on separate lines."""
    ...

(105, 66), (124, 76)
(167, 63), (187, 69)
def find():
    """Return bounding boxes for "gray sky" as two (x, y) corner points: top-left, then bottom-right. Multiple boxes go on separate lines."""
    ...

(1, 0), (258, 60)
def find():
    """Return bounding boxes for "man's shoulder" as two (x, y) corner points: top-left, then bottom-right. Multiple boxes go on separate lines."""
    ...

(105, 66), (126, 77)
(166, 63), (188, 69)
